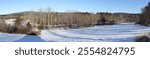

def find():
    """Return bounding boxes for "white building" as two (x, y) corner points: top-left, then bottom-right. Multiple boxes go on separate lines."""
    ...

(5, 19), (39, 32)
(5, 19), (16, 26)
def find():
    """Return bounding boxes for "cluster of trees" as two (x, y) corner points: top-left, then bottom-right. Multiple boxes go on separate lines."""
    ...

(0, 15), (33, 34)
(138, 2), (150, 26)
(0, 8), (140, 34)
(22, 11), (100, 29)
(0, 22), (32, 34)
(20, 8), (139, 29)
(97, 12), (139, 24)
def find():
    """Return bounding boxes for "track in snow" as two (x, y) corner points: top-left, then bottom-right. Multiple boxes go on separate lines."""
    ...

(0, 23), (150, 42)
(40, 23), (150, 42)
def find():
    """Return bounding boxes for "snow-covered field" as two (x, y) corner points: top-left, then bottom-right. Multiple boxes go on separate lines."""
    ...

(0, 23), (150, 42)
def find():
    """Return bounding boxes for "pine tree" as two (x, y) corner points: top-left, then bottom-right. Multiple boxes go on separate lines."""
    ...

(139, 2), (150, 26)
(26, 22), (32, 28)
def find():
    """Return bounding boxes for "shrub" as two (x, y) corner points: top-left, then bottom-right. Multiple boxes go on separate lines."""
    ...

(96, 16), (106, 25)
(0, 22), (38, 35)
(107, 20), (115, 25)
(135, 34), (150, 42)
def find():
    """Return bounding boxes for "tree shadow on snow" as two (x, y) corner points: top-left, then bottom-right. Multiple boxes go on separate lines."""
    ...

(14, 35), (45, 42)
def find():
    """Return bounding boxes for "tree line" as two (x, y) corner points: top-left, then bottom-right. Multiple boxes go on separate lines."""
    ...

(138, 2), (150, 26)
(20, 8), (140, 29)
(0, 8), (140, 34)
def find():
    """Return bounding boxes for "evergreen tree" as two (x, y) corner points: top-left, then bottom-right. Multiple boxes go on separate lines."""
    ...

(139, 2), (150, 26)
(26, 22), (32, 28)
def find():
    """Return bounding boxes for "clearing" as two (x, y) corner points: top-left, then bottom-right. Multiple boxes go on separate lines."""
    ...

(0, 23), (150, 42)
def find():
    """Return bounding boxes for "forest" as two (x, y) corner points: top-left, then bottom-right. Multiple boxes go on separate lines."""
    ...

(0, 2), (149, 35)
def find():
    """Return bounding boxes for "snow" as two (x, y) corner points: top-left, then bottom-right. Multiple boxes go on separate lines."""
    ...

(0, 23), (150, 42)
(40, 23), (150, 42)
(0, 33), (25, 42)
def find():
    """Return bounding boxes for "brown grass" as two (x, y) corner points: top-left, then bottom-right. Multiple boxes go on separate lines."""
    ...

(135, 33), (150, 42)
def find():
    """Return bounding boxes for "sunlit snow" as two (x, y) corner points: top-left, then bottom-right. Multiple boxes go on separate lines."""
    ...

(0, 23), (150, 42)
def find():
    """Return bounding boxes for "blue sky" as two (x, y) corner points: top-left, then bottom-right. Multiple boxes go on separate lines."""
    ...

(0, 0), (149, 14)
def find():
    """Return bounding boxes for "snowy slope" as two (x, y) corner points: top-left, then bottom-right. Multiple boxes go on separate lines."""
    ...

(40, 23), (150, 42)
(0, 23), (150, 42)
(0, 33), (25, 42)
(0, 33), (45, 42)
